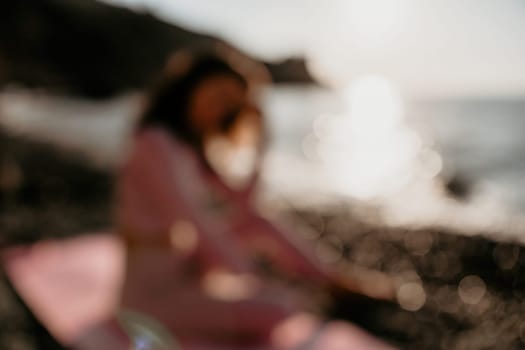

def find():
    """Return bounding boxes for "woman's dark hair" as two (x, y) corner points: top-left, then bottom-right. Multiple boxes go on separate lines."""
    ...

(139, 53), (248, 149)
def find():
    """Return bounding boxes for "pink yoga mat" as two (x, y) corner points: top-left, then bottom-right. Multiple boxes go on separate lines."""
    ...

(2, 233), (125, 345)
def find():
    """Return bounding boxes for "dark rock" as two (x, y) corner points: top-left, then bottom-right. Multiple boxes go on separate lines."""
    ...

(0, 0), (315, 99)
(0, 128), (113, 245)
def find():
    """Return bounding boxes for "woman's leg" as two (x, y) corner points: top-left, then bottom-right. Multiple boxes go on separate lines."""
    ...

(287, 320), (397, 350)
(121, 245), (300, 343)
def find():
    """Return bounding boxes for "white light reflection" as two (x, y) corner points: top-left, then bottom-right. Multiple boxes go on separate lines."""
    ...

(397, 281), (426, 311)
(313, 75), (432, 200)
(458, 275), (487, 305)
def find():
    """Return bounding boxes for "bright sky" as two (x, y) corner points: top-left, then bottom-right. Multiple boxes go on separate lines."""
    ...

(101, 0), (525, 97)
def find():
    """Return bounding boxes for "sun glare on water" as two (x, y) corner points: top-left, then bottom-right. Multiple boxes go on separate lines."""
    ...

(312, 75), (429, 200)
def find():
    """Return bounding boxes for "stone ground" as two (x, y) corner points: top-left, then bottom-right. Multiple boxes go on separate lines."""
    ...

(1, 129), (524, 350)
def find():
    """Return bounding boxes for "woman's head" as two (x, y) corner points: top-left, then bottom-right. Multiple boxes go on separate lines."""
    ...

(140, 52), (261, 149)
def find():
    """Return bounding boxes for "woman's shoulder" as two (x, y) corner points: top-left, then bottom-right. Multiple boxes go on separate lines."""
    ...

(135, 127), (182, 152)
(135, 126), (172, 146)
(133, 127), (196, 163)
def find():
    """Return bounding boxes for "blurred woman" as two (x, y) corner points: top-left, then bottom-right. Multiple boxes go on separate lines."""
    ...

(113, 52), (395, 350)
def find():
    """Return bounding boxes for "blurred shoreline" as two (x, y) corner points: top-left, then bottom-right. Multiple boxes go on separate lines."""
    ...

(2, 87), (524, 238)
